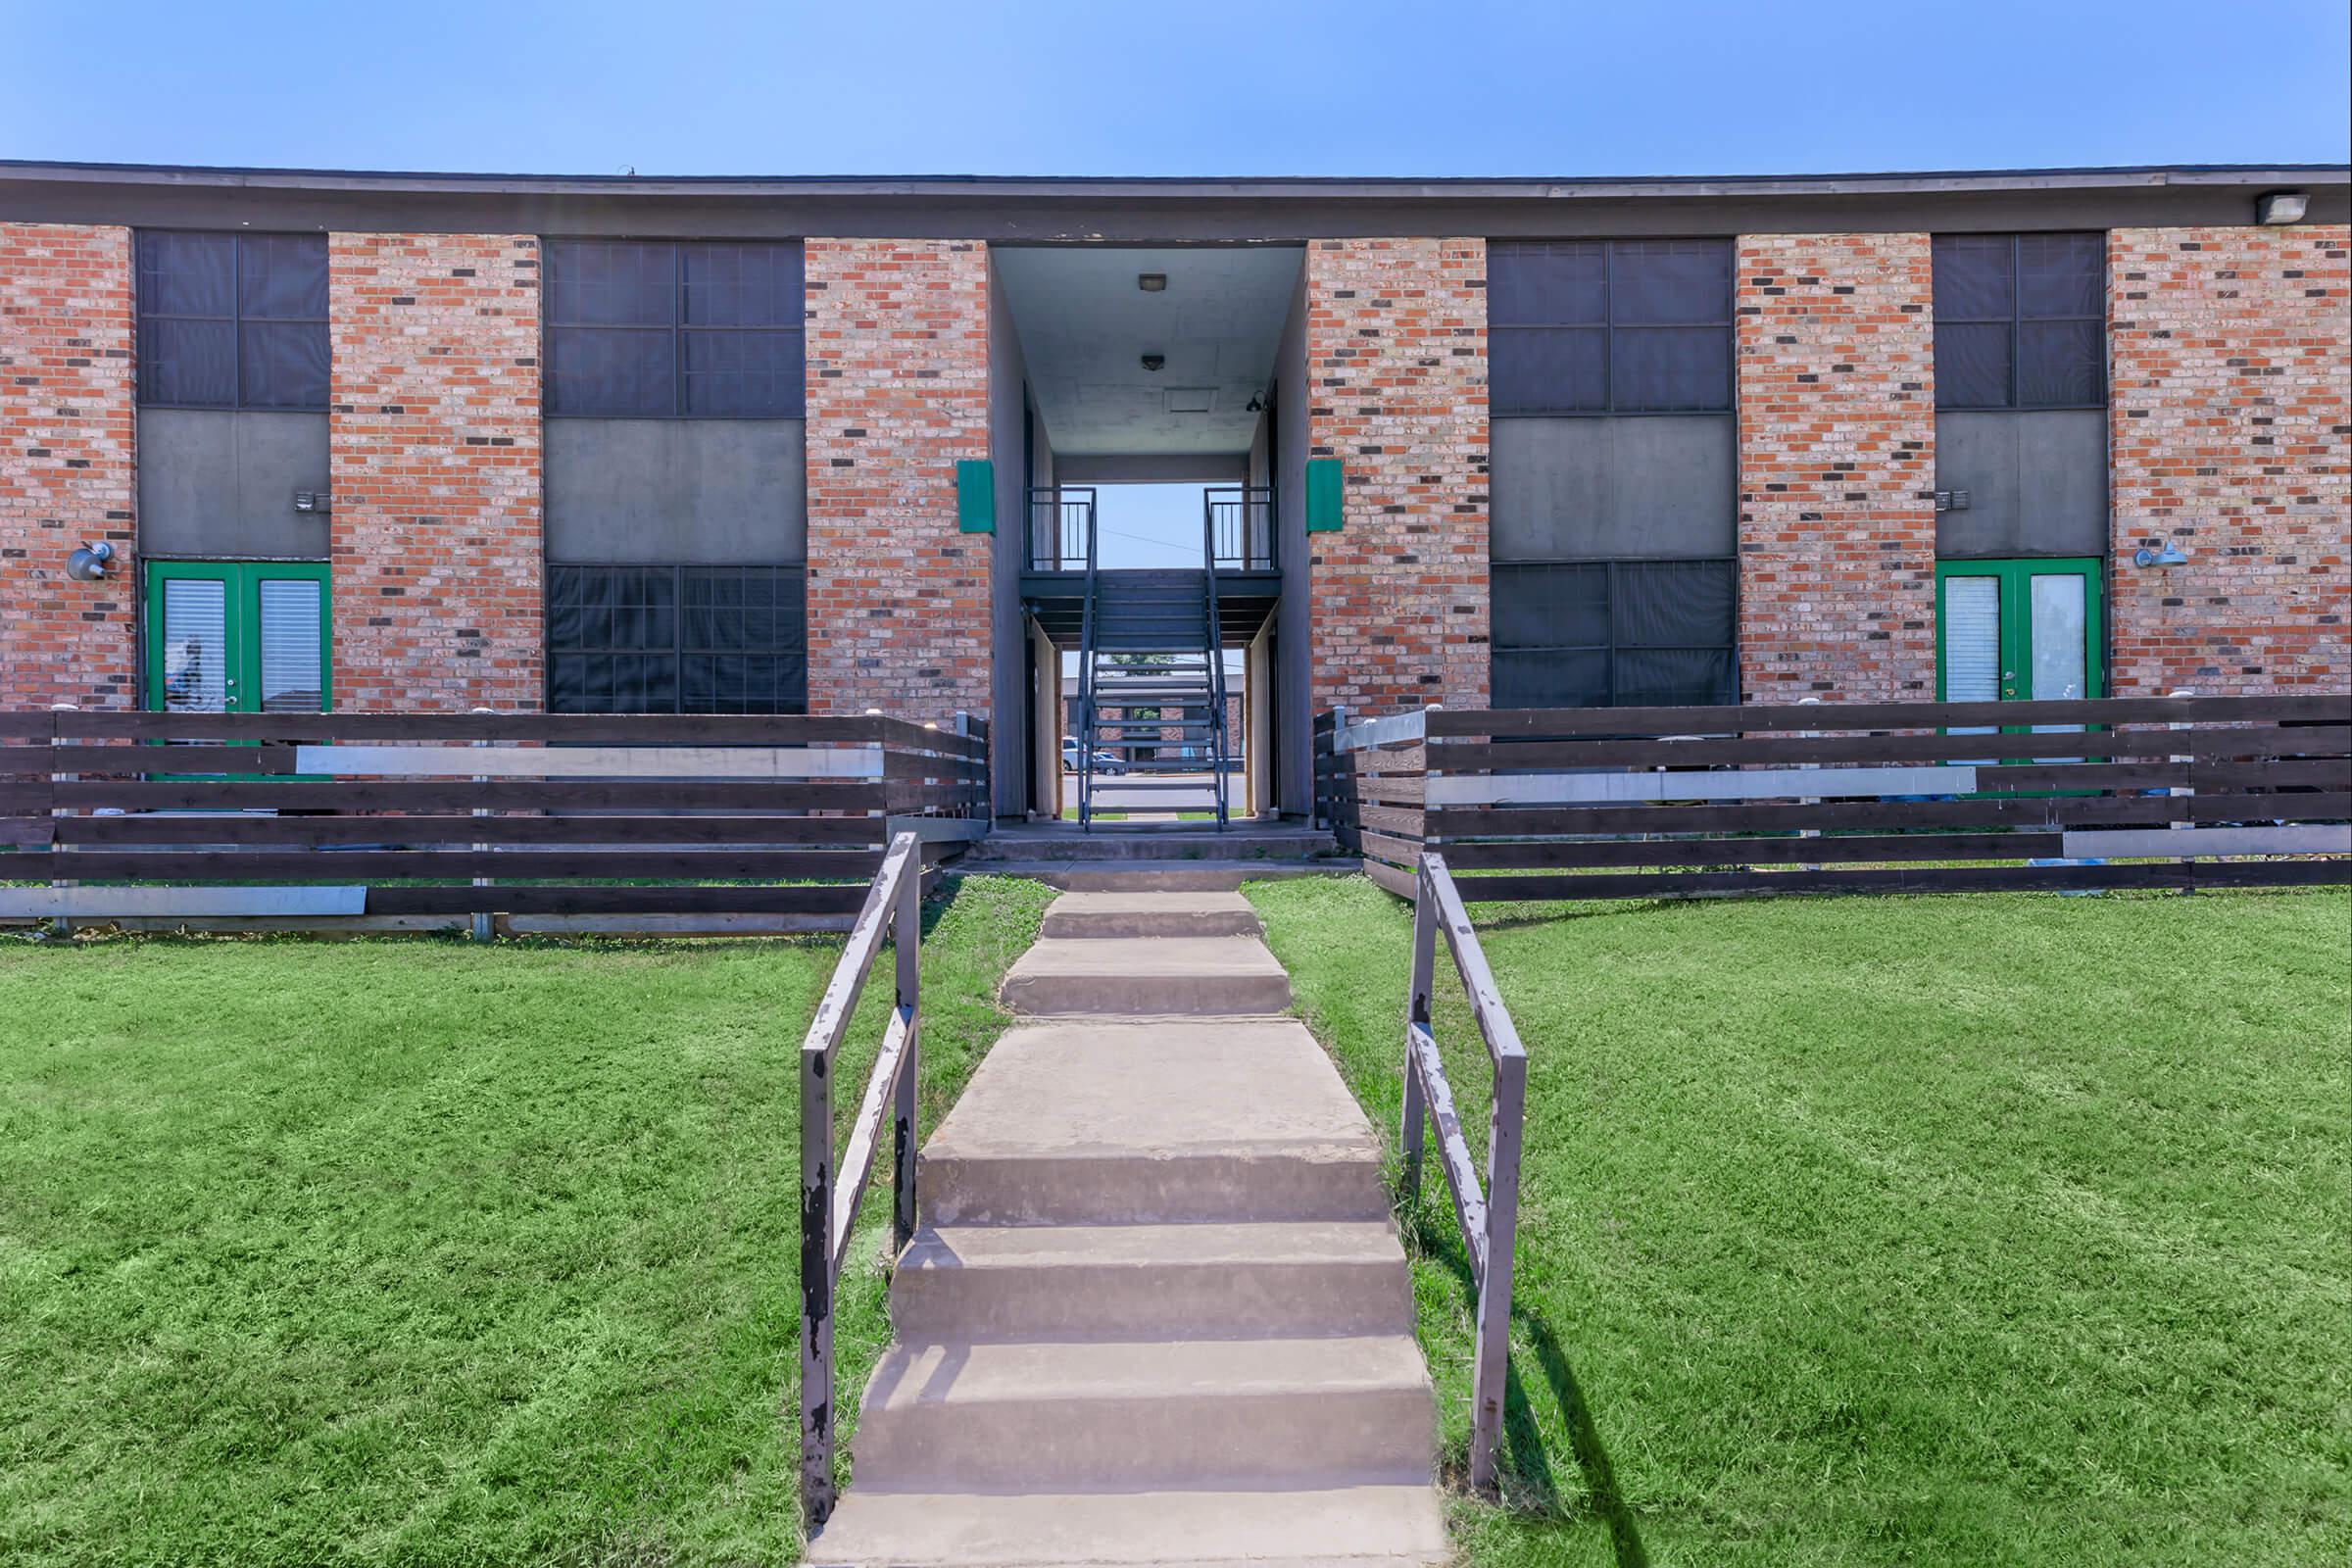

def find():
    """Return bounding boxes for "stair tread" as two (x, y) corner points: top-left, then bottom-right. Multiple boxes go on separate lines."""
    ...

(863, 1334), (1430, 1408)
(903, 1219), (1404, 1272)
(927, 1020), (1378, 1164)
(814, 1485), (1446, 1567)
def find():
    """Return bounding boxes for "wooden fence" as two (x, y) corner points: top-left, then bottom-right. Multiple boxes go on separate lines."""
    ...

(1, 709), (989, 934)
(1316, 694), (2351, 902)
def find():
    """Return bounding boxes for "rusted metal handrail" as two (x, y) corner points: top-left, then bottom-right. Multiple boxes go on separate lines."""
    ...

(1402, 851), (1528, 1494)
(798, 829), (923, 1528)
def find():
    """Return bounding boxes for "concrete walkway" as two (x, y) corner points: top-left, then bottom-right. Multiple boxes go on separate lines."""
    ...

(814, 891), (1446, 1567)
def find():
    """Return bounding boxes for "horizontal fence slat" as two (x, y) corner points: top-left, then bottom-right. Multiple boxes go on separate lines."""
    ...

(59, 711), (903, 744)
(1434, 832), (2072, 871)
(54, 780), (890, 811)
(53, 813), (885, 848)
(291, 745), (885, 779)
(1430, 694), (2352, 738)
(2189, 790), (2352, 823)
(0, 886), (368, 918)
(1429, 764), (1977, 806)
(2062, 824), (2352, 858)
(1441, 858), (2352, 903)
(15, 850), (888, 882)
(1433, 726), (2348, 773)
(1429, 793), (2189, 839)
(364, 884), (875, 915)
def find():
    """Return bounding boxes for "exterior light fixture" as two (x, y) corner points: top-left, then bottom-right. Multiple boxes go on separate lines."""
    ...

(2256, 191), (2308, 225)
(1137, 272), (1167, 292)
(67, 541), (114, 581)
(293, 488), (331, 514)
(1140, 353), (1165, 372)
(2133, 541), (2190, 568)
(1245, 392), (1265, 414)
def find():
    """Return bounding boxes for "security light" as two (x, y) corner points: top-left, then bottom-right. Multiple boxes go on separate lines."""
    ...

(66, 541), (113, 582)
(1140, 353), (1165, 372)
(2256, 192), (2308, 225)
(1138, 272), (1167, 292)
(2133, 541), (2191, 568)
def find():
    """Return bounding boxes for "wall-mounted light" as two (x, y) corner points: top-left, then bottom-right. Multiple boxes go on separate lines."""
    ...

(2133, 541), (2190, 568)
(1245, 392), (1265, 414)
(66, 541), (114, 581)
(2256, 191), (2309, 225)
(1140, 353), (1165, 372)
(293, 488), (331, 514)
(1137, 272), (1167, 293)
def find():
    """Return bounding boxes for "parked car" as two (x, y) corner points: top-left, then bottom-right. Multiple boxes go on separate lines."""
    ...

(1061, 737), (1127, 775)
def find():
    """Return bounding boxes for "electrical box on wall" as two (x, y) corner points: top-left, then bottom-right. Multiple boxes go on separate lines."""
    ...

(1304, 458), (1344, 532)
(956, 460), (995, 533)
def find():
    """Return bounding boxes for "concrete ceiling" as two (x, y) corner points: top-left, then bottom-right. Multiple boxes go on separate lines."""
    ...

(997, 245), (1302, 458)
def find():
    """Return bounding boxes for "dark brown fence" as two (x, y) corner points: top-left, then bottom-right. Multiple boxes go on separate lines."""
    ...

(1316, 694), (2351, 903)
(2, 709), (989, 933)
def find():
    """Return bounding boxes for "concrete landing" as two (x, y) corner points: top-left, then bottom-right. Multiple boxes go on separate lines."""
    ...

(813, 889), (1445, 1568)
(1002, 933), (1292, 1015)
(1039, 889), (1262, 940)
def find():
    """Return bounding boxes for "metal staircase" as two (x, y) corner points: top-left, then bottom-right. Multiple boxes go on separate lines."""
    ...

(1072, 503), (1232, 830)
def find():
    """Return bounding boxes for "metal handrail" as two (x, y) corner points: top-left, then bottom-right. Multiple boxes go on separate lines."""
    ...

(799, 829), (923, 1528)
(1029, 485), (1097, 571)
(1203, 484), (1275, 570)
(1200, 492), (1231, 827)
(1402, 852), (1528, 1494)
(1075, 488), (1101, 827)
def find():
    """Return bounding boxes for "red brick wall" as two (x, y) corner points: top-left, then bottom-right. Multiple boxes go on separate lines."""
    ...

(1304, 237), (1490, 718)
(2108, 225), (2351, 696)
(327, 232), (543, 711)
(0, 222), (137, 710)
(803, 238), (992, 721)
(1735, 232), (1938, 702)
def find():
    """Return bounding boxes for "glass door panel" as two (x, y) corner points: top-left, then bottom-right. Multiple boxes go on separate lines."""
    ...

(256, 577), (326, 711)
(146, 562), (331, 714)
(158, 576), (230, 711)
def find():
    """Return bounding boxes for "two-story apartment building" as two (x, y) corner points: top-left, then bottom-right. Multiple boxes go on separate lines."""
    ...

(2, 161), (2346, 820)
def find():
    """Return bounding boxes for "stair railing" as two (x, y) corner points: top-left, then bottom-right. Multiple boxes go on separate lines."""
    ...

(1402, 852), (1528, 1494)
(1074, 490), (1100, 828)
(799, 829), (924, 1528)
(1200, 492), (1231, 827)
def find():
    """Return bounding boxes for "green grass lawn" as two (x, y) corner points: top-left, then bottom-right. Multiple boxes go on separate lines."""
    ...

(0, 875), (1051, 1568)
(1248, 878), (2351, 1568)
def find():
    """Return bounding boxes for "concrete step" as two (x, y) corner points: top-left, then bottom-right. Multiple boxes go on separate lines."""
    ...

(921, 1021), (1389, 1224)
(892, 1220), (1411, 1341)
(850, 1335), (1434, 1491)
(812, 1483), (1447, 1566)
(1040, 890), (1261, 940)
(1002, 934), (1291, 1015)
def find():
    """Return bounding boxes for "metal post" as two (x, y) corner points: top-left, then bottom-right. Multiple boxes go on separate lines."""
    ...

(799, 1034), (836, 1529)
(470, 707), (495, 942)
(1471, 1041), (1526, 1495)
(2168, 687), (2196, 885)
(1400, 856), (1434, 1201)
(892, 840), (922, 1254)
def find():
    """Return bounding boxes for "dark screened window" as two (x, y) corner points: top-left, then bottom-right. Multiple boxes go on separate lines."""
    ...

(547, 564), (807, 713)
(1934, 233), (2106, 410)
(545, 241), (806, 417)
(135, 231), (329, 410)
(1491, 239), (1734, 416)
(1491, 560), (1737, 708)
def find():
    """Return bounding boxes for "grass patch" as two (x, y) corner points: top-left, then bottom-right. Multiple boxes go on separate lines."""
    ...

(0, 874), (1051, 1568)
(1248, 877), (2351, 1568)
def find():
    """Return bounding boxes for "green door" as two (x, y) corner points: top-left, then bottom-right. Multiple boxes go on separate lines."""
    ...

(145, 561), (332, 712)
(1935, 558), (2103, 711)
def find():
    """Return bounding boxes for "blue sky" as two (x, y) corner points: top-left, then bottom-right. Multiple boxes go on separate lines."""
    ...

(2, 0), (2345, 177)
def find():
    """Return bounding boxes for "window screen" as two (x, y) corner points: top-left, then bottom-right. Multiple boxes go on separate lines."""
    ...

(136, 231), (329, 410)
(547, 564), (807, 713)
(1491, 239), (1734, 416)
(545, 241), (806, 417)
(1491, 560), (1737, 708)
(1933, 233), (2105, 410)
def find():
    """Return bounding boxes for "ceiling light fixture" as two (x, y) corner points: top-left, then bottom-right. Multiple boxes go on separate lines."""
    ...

(1138, 272), (1167, 292)
(1140, 353), (1165, 372)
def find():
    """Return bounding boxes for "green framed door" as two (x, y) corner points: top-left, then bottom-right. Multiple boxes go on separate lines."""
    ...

(146, 561), (332, 713)
(1935, 557), (2103, 715)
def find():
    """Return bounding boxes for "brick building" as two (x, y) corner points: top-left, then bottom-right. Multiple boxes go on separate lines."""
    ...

(2, 162), (2345, 820)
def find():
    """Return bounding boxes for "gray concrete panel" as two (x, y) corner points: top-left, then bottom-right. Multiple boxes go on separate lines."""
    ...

(1491, 414), (1735, 561)
(136, 409), (329, 559)
(1936, 410), (2108, 558)
(544, 417), (805, 564)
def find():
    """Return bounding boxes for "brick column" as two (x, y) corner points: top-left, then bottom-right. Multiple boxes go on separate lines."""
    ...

(803, 238), (992, 721)
(0, 222), (136, 710)
(1304, 237), (1490, 718)
(2109, 225), (2351, 696)
(1736, 233), (1937, 702)
(328, 232), (543, 711)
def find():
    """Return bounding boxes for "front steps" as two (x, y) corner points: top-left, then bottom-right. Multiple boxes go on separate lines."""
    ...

(812, 891), (1445, 1567)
